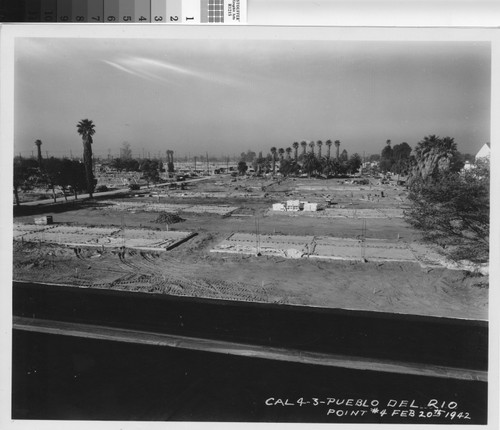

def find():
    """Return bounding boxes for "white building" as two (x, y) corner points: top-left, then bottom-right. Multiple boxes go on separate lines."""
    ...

(286, 200), (302, 211)
(303, 202), (318, 212)
(476, 143), (490, 160)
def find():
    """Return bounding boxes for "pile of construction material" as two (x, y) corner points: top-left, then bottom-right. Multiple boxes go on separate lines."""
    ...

(272, 200), (318, 212)
(151, 212), (185, 224)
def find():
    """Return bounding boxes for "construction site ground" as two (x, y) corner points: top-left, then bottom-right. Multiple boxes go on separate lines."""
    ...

(12, 175), (488, 321)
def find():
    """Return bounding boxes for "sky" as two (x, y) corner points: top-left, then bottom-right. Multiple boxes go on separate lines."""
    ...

(14, 37), (491, 160)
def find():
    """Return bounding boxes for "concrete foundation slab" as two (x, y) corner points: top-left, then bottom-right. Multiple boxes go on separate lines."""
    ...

(100, 201), (237, 216)
(13, 223), (55, 238)
(14, 223), (195, 252)
(183, 205), (238, 215)
(212, 233), (444, 267)
(268, 208), (405, 219)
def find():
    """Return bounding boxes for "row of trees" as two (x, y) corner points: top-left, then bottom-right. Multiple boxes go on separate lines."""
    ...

(379, 140), (412, 174)
(377, 137), (475, 176)
(14, 119), (96, 205)
(240, 140), (343, 165)
(280, 152), (362, 178)
(14, 154), (168, 205)
(13, 156), (88, 205)
(240, 139), (361, 178)
(237, 140), (355, 178)
(109, 156), (164, 174)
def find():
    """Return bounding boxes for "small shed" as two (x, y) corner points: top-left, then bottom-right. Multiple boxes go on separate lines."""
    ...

(303, 203), (318, 212)
(286, 200), (302, 211)
(34, 216), (53, 225)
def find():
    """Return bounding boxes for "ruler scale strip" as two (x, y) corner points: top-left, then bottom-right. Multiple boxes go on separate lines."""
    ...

(7, 0), (246, 23)
(134, 0), (150, 22)
(150, 0), (166, 23)
(88, 0), (104, 22)
(166, 0), (181, 23)
(71, 0), (87, 22)
(208, 0), (224, 23)
(56, 0), (71, 22)
(25, 0), (41, 22)
(41, 0), (57, 22)
(103, 0), (119, 22)
(118, 0), (134, 22)
(182, 0), (198, 23)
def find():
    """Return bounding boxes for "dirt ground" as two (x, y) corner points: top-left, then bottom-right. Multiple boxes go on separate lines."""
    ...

(13, 175), (488, 321)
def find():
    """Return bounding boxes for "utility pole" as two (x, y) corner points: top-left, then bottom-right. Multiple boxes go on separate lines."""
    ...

(255, 216), (261, 256)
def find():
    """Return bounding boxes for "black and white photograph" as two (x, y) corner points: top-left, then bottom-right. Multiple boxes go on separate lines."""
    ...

(2, 24), (498, 427)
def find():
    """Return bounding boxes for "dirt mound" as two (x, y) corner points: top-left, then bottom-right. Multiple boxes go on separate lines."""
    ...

(151, 212), (185, 224)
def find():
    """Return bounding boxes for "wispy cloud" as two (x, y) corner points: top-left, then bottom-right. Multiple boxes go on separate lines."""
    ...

(103, 60), (178, 86)
(103, 56), (241, 87)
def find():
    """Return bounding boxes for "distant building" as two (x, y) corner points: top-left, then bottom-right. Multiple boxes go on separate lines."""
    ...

(461, 143), (490, 174)
(286, 200), (302, 212)
(303, 202), (318, 212)
(475, 143), (490, 160)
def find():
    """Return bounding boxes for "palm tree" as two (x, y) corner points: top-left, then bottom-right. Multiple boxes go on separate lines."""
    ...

(300, 141), (307, 158)
(381, 140), (394, 172)
(302, 152), (320, 178)
(292, 142), (299, 161)
(166, 149), (175, 173)
(412, 135), (458, 181)
(334, 140), (341, 160)
(270, 147), (277, 174)
(316, 140), (323, 158)
(325, 139), (332, 159)
(76, 119), (96, 198)
(285, 147), (292, 160)
(278, 148), (285, 161)
(322, 157), (341, 177)
(35, 139), (43, 168)
(308, 141), (315, 156)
